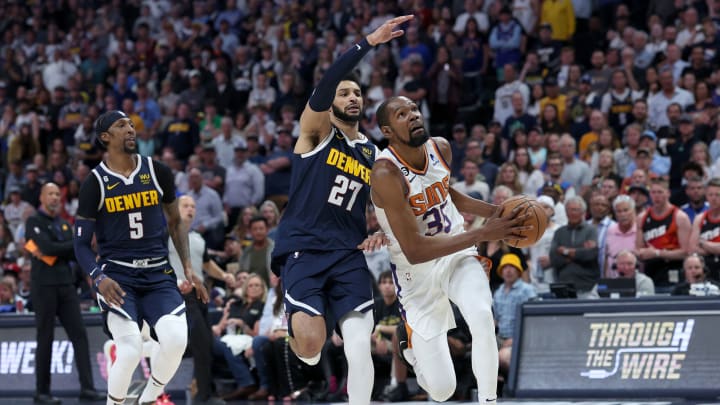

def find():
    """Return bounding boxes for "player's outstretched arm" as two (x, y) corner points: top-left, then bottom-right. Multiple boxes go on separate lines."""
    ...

(372, 159), (529, 264)
(297, 15), (414, 153)
(432, 137), (499, 217)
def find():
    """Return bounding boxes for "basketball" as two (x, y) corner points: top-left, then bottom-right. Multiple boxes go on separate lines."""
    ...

(498, 195), (548, 248)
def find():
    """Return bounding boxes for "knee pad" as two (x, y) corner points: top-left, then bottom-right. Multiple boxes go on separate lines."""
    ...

(154, 314), (188, 354)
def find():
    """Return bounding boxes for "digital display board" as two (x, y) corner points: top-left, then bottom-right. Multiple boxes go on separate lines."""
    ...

(507, 297), (720, 399)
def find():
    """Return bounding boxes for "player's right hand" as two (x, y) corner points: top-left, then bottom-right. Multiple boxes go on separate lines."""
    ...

(366, 15), (414, 46)
(478, 204), (532, 242)
(98, 277), (125, 307)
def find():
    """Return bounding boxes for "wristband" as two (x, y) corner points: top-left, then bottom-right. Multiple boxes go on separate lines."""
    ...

(93, 273), (107, 289)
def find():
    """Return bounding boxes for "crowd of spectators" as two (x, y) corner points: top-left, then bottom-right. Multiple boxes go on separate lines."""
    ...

(2, 0), (720, 402)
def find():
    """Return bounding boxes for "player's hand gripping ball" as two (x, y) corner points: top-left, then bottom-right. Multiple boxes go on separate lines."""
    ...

(498, 195), (548, 248)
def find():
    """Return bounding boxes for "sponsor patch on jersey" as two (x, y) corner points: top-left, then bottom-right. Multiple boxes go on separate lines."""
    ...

(139, 173), (151, 185)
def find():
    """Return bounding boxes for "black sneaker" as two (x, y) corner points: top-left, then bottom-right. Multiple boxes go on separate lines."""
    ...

(396, 322), (416, 370)
(381, 382), (409, 402)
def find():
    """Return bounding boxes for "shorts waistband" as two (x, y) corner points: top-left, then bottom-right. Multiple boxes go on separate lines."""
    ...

(108, 257), (168, 269)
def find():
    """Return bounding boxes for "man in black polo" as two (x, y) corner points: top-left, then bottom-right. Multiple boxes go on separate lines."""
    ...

(26, 183), (104, 404)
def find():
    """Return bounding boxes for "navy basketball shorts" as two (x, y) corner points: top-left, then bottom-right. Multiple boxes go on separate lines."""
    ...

(281, 249), (374, 331)
(97, 261), (185, 329)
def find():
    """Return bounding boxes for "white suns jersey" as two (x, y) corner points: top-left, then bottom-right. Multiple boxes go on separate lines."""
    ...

(374, 140), (467, 266)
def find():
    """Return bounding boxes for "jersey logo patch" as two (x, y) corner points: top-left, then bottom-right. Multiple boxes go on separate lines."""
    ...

(361, 146), (373, 157)
(400, 166), (409, 176)
(139, 173), (151, 185)
(107, 182), (120, 190)
(164, 268), (173, 274)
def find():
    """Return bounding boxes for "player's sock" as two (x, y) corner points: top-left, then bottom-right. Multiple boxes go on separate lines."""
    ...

(106, 393), (125, 405)
(339, 310), (374, 405)
(138, 314), (188, 403)
(138, 374), (165, 404)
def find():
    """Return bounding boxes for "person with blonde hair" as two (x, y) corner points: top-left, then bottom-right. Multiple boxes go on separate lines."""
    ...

(259, 200), (280, 239)
(494, 162), (523, 195)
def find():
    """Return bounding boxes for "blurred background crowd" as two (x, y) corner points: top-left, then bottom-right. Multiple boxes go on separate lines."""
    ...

(1, 0), (720, 402)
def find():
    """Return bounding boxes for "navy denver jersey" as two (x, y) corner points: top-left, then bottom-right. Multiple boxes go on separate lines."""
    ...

(273, 127), (377, 257)
(77, 155), (176, 261)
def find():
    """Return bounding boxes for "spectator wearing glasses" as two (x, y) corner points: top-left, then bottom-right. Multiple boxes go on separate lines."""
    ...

(614, 250), (655, 296)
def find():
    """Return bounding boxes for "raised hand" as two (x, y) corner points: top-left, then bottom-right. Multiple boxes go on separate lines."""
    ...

(366, 15), (415, 46)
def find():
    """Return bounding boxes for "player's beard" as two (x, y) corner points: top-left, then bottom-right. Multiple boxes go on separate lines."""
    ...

(332, 104), (361, 123)
(123, 140), (137, 154)
(403, 127), (429, 148)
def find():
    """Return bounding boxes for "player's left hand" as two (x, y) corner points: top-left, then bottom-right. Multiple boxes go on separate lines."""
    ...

(358, 232), (390, 252)
(191, 274), (210, 303)
(366, 15), (414, 46)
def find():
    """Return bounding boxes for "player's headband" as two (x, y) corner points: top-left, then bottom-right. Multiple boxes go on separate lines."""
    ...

(94, 110), (128, 137)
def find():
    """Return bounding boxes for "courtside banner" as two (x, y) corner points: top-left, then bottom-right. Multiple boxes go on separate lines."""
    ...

(507, 297), (720, 399)
(0, 314), (193, 396)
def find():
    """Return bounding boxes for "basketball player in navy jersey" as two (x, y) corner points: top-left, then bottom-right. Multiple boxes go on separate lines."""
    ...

(371, 96), (530, 403)
(73, 110), (208, 405)
(272, 15), (413, 405)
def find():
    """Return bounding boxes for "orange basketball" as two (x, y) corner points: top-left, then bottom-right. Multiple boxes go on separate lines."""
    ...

(498, 196), (548, 248)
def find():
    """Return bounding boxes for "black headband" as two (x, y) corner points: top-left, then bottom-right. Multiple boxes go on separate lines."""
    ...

(94, 110), (128, 137)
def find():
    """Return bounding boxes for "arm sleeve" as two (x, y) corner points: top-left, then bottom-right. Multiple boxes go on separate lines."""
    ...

(152, 160), (177, 203)
(74, 175), (102, 277)
(307, 38), (372, 112)
(76, 174), (101, 219)
(74, 218), (100, 277)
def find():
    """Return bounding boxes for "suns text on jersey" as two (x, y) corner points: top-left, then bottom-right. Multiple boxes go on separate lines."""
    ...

(326, 148), (371, 185)
(409, 175), (450, 216)
(104, 190), (159, 213)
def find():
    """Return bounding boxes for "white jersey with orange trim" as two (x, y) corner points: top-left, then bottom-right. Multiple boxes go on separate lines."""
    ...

(374, 139), (481, 340)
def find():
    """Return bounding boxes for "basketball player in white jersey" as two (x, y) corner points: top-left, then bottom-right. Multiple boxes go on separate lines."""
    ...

(371, 96), (530, 403)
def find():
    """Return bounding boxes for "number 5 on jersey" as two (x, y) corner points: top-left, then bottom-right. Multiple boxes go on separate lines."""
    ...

(328, 174), (362, 211)
(128, 212), (144, 239)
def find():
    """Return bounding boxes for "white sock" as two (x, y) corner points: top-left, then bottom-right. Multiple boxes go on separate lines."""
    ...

(339, 311), (374, 405)
(138, 314), (188, 403)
